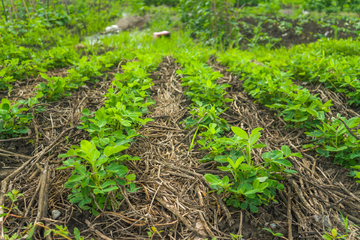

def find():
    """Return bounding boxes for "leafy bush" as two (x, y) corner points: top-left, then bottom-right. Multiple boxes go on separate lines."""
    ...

(177, 61), (232, 107)
(303, 0), (360, 13)
(304, 114), (360, 167)
(204, 127), (300, 212)
(179, 0), (240, 45)
(0, 98), (33, 139)
(58, 140), (136, 216)
(36, 73), (74, 101)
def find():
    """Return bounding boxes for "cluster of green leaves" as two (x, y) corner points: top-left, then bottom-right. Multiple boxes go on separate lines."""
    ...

(218, 48), (332, 129)
(177, 61), (232, 107)
(0, 0), (134, 94)
(175, 51), (233, 131)
(58, 141), (137, 216)
(184, 105), (229, 133)
(303, 0), (360, 13)
(59, 53), (162, 216)
(174, 48), (298, 213)
(36, 74), (73, 101)
(178, 0), (240, 45)
(305, 114), (360, 167)
(0, 92), (44, 139)
(218, 40), (360, 170)
(0, 98), (34, 139)
(35, 50), (125, 101)
(239, 38), (360, 106)
(0, 28), (80, 92)
(322, 212), (356, 240)
(205, 127), (300, 212)
(287, 40), (360, 106)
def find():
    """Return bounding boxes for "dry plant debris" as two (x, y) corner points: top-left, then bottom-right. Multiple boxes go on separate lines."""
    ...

(0, 57), (359, 240)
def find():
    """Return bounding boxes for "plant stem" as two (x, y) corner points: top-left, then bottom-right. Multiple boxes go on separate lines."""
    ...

(35, 223), (72, 240)
(1, 0), (7, 21)
(3, 201), (14, 223)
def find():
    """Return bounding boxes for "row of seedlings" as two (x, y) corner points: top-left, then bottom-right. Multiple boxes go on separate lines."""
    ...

(174, 50), (300, 213)
(218, 48), (360, 171)
(57, 52), (163, 216)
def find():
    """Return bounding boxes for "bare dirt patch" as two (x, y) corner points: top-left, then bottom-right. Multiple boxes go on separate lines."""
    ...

(239, 16), (359, 48)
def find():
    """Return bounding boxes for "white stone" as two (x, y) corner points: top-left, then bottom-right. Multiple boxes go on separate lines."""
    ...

(52, 210), (61, 220)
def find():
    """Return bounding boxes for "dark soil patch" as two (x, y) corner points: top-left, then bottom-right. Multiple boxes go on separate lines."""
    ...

(239, 16), (359, 48)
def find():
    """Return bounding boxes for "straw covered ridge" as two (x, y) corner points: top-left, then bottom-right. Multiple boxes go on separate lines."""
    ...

(0, 56), (360, 239)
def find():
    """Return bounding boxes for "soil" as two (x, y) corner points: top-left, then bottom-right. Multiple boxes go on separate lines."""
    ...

(238, 16), (359, 48)
(2, 57), (360, 239)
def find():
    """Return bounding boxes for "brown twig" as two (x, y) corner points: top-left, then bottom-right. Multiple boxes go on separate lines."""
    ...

(156, 196), (208, 238)
(287, 186), (293, 240)
(337, 117), (360, 140)
(0, 148), (31, 159)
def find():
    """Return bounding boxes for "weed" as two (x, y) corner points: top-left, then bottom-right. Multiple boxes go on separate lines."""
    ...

(322, 212), (356, 240)
(263, 228), (284, 238)
(0, 98), (33, 139)
(146, 226), (164, 239)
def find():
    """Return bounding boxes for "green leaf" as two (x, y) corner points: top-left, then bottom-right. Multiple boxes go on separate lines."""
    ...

(27, 226), (35, 240)
(245, 189), (260, 196)
(116, 179), (126, 185)
(204, 174), (222, 185)
(115, 165), (128, 177)
(305, 108), (318, 117)
(75, 164), (88, 177)
(44, 229), (53, 237)
(125, 173), (136, 181)
(322, 235), (332, 240)
(257, 177), (268, 182)
(98, 119), (107, 128)
(240, 202), (248, 209)
(273, 159), (292, 167)
(231, 126), (248, 139)
(70, 197), (83, 204)
(68, 175), (85, 182)
(1, 103), (10, 111)
(249, 204), (258, 213)
(104, 145), (128, 157)
(102, 180), (116, 189)
(82, 109), (90, 116)
(253, 143), (266, 148)
(249, 132), (261, 145)
(74, 227), (81, 239)
(281, 145), (291, 156)
(222, 176), (229, 185)
(95, 157), (108, 166)
(64, 182), (77, 188)
(291, 152), (302, 158)
(103, 186), (118, 193)
(93, 189), (104, 195)
(225, 157), (237, 170)
(80, 140), (92, 155)
(100, 138), (110, 146)
(253, 179), (259, 189)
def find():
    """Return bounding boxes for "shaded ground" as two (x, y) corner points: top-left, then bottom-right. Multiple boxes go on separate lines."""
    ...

(239, 16), (359, 48)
